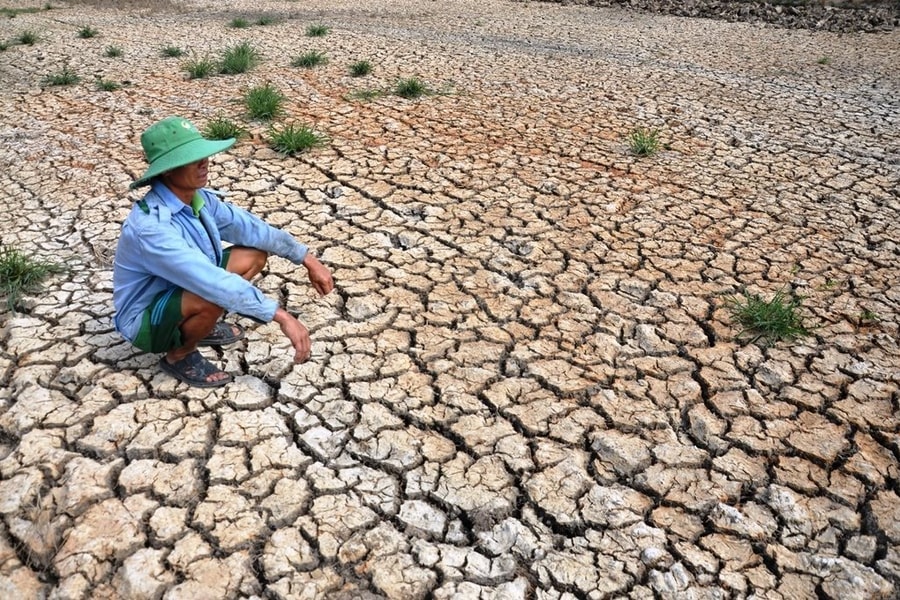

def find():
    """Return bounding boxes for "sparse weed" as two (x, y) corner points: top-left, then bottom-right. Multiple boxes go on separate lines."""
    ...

(183, 54), (216, 79)
(349, 60), (372, 77)
(1, 7), (43, 17)
(96, 78), (121, 91)
(161, 45), (184, 58)
(347, 88), (383, 101)
(305, 24), (330, 37)
(0, 245), (66, 310)
(268, 123), (326, 155)
(817, 55), (832, 65)
(628, 127), (662, 157)
(77, 25), (98, 39)
(203, 115), (247, 140)
(394, 77), (429, 99)
(724, 287), (812, 345)
(17, 29), (38, 45)
(219, 41), (260, 74)
(256, 16), (278, 26)
(0, 42), (8, 51)
(292, 50), (327, 68)
(228, 17), (250, 29)
(244, 82), (284, 120)
(104, 45), (122, 57)
(43, 64), (80, 86)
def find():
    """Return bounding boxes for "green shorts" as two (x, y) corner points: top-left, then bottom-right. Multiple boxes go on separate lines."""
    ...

(132, 248), (232, 353)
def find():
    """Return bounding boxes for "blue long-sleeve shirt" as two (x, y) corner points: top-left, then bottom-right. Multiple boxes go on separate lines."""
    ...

(113, 181), (308, 343)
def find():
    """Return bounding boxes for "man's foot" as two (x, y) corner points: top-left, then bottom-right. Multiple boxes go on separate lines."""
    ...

(198, 322), (245, 347)
(159, 351), (233, 388)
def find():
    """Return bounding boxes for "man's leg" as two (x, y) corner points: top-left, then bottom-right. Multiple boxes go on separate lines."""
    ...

(163, 247), (269, 383)
(223, 246), (268, 280)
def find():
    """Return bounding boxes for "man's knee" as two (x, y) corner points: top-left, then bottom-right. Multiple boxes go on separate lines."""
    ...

(227, 247), (268, 279)
(249, 249), (268, 274)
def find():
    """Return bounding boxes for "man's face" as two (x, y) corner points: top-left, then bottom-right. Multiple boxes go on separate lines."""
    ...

(163, 157), (209, 190)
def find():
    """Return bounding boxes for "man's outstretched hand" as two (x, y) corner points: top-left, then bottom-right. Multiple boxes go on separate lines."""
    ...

(273, 308), (311, 363)
(304, 254), (334, 296)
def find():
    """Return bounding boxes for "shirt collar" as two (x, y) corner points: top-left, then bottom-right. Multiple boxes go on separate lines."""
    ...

(150, 180), (204, 217)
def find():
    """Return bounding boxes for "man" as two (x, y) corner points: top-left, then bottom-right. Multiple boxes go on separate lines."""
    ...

(113, 116), (334, 387)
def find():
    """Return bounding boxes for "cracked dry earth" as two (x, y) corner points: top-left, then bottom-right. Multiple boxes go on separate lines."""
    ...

(1, 0), (899, 598)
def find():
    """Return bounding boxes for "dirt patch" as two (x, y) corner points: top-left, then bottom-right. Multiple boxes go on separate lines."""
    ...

(533, 0), (900, 31)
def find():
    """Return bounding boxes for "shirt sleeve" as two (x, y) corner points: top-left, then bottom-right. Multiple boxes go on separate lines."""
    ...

(204, 192), (309, 264)
(135, 220), (279, 323)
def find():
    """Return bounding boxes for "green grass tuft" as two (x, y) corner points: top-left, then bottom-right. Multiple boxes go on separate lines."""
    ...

(349, 60), (372, 77)
(77, 25), (98, 39)
(43, 64), (80, 86)
(17, 29), (38, 45)
(256, 16), (278, 26)
(203, 115), (247, 140)
(219, 41), (260, 75)
(228, 17), (250, 29)
(104, 45), (123, 57)
(244, 82), (284, 120)
(268, 123), (326, 155)
(628, 127), (662, 157)
(161, 45), (184, 58)
(305, 23), (330, 37)
(96, 78), (121, 91)
(292, 50), (327, 68)
(724, 288), (812, 345)
(393, 77), (429, 99)
(0, 245), (66, 310)
(183, 54), (216, 79)
(0, 42), (8, 51)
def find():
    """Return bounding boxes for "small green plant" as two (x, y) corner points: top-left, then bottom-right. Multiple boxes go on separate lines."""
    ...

(349, 60), (372, 77)
(203, 115), (247, 140)
(268, 123), (326, 155)
(96, 78), (121, 91)
(104, 45), (122, 57)
(43, 64), (80, 86)
(305, 24), (330, 37)
(292, 50), (327, 68)
(256, 16), (277, 26)
(0, 42), (8, 51)
(857, 309), (880, 325)
(0, 246), (66, 310)
(228, 17), (250, 28)
(628, 127), (661, 156)
(817, 56), (831, 65)
(347, 88), (383, 101)
(77, 25), (98, 39)
(244, 82), (284, 120)
(17, 30), (38, 45)
(724, 288), (812, 345)
(183, 55), (216, 79)
(394, 77), (429, 99)
(219, 41), (260, 74)
(161, 45), (184, 57)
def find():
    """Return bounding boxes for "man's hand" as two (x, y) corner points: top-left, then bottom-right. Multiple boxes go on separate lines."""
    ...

(273, 308), (311, 363)
(303, 254), (334, 296)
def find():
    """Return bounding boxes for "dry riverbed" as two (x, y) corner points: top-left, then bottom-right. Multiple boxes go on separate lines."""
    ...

(1, 0), (899, 598)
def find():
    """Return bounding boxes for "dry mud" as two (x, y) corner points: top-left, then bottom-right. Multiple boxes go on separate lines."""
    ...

(1, 0), (899, 598)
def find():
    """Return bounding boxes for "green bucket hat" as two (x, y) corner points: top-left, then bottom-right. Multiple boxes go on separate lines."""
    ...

(130, 116), (235, 189)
